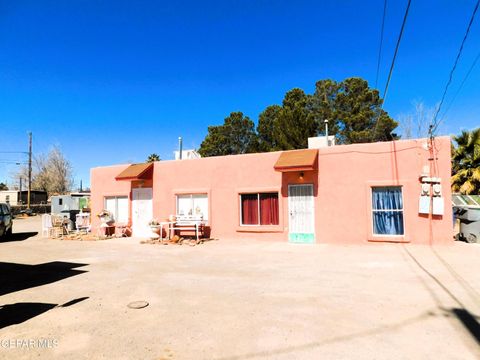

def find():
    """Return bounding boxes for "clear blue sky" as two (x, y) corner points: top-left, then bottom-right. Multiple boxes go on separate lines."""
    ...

(1, 0), (479, 188)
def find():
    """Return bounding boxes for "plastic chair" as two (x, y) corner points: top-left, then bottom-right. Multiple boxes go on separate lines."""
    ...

(41, 214), (52, 238)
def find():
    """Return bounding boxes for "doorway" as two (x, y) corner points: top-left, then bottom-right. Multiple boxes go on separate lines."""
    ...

(131, 188), (153, 237)
(288, 184), (315, 243)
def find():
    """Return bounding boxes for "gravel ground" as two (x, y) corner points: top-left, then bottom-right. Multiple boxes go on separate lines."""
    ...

(0, 215), (479, 360)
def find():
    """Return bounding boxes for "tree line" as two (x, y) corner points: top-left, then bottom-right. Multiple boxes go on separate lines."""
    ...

(198, 77), (399, 157)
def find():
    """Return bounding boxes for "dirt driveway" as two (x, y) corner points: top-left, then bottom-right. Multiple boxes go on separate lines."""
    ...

(1, 216), (480, 359)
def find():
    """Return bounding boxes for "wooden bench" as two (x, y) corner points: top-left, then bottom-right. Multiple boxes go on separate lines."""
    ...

(170, 215), (205, 241)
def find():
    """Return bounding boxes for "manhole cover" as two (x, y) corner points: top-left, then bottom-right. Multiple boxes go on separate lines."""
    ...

(127, 301), (149, 309)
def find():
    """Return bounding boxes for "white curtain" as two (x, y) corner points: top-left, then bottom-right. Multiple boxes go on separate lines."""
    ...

(104, 196), (128, 224)
(116, 197), (129, 224)
(177, 195), (193, 216)
(105, 198), (116, 220)
(177, 194), (208, 220)
(192, 194), (208, 220)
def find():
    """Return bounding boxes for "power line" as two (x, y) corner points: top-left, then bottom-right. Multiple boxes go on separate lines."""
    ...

(375, 0), (388, 89)
(0, 158), (26, 162)
(382, 0), (412, 104)
(430, 0), (480, 135)
(440, 49), (480, 120)
(373, 0), (412, 139)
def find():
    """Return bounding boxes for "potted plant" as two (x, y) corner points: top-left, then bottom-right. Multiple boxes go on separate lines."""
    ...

(97, 210), (114, 225)
(148, 219), (161, 240)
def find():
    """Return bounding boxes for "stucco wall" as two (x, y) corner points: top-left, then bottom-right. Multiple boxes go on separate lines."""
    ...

(315, 136), (452, 244)
(152, 151), (286, 240)
(91, 164), (132, 225)
(90, 136), (453, 244)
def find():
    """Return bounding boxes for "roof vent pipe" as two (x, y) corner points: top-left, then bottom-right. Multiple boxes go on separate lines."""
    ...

(178, 137), (183, 160)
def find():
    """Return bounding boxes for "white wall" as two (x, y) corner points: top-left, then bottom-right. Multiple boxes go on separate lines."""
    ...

(174, 149), (201, 160)
(308, 136), (336, 149)
(51, 195), (80, 214)
(0, 191), (19, 206)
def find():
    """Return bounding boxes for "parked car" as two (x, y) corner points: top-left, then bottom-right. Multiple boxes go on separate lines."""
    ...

(0, 202), (13, 239)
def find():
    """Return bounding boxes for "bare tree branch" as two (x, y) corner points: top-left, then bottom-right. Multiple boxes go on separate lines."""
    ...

(10, 145), (73, 195)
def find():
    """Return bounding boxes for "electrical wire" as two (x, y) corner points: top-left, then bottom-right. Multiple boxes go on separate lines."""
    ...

(373, 0), (412, 139)
(382, 0), (412, 104)
(440, 49), (480, 120)
(430, 0), (480, 135)
(375, 0), (388, 89)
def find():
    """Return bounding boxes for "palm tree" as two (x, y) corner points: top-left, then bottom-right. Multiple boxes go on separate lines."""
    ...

(146, 153), (160, 163)
(451, 128), (480, 194)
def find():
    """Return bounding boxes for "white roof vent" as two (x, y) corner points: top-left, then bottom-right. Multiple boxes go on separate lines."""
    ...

(308, 136), (335, 149)
(174, 149), (201, 160)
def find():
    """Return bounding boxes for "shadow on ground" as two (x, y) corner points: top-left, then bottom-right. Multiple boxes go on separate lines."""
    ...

(452, 308), (480, 345)
(0, 302), (56, 329)
(1, 231), (38, 242)
(401, 246), (480, 352)
(0, 297), (89, 329)
(0, 260), (89, 329)
(0, 261), (88, 296)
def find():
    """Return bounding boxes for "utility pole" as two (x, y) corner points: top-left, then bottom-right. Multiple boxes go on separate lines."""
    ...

(27, 132), (32, 209)
(19, 177), (23, 204)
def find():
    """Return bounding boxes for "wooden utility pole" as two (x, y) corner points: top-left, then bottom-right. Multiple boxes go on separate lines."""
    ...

(27, 132), (32, 209)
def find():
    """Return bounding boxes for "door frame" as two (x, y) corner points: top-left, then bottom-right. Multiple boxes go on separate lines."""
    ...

(288, 183), (315, 244)
(131, 187), (153, 237)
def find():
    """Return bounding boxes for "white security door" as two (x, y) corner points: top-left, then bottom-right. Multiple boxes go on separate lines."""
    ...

(132, 188), (153, 237)
(288, 184), (315, 243)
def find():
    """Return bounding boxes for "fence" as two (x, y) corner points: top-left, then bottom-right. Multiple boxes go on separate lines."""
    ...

(10, 204), (51, 215)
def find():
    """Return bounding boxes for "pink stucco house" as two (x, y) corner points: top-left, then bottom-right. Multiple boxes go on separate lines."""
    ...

(90, 136), (453, 244)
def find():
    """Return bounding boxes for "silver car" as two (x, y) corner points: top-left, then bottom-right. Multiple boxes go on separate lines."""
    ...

(0, 203), (13, 238)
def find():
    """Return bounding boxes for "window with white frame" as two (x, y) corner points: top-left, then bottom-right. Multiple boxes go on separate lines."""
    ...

(176, 194), (208, 221)
(104, 196), (129, 224)
(372, 186), (404, 236)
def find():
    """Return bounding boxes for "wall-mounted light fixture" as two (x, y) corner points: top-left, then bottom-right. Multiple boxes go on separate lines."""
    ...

(299, 172), (304, 180)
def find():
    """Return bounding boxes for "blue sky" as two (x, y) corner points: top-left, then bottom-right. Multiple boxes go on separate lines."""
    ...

(1, 0), (479, 188)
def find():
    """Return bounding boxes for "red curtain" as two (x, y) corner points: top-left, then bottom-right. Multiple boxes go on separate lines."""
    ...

(241, 194), (258, 225)
(260, 193), (279, 225)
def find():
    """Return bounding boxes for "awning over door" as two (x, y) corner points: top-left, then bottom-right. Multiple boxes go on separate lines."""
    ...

(274, 149), (318, 172)
(115, 163), (153, 181)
